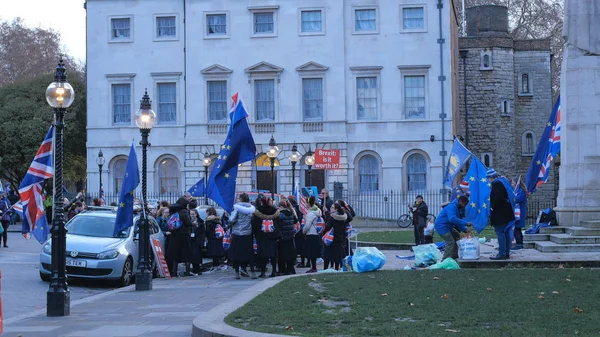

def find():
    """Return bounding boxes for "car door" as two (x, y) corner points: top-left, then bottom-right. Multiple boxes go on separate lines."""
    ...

(148, 218), (165, 248)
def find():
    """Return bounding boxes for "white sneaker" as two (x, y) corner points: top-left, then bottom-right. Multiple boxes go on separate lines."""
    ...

(316, 258), (324, 264)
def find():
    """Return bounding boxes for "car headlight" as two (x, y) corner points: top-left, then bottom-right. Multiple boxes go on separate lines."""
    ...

(96, 249), (119, 260)
(42, 243), (52, 255)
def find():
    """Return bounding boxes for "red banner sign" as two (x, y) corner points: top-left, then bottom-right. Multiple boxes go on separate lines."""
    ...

(314, 149), (341, 169)
(151, 238), (171, 278)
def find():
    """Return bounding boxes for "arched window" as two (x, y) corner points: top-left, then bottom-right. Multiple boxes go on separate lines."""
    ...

(526, 133), (534, 153)
(522, 131), (535, 155)
(522, 74), (530, 94)
(358, 155), (379, 192)
(112, 158), (127, 194)
(158, 158), (180, 194)
(254, 154), (279, 193)
(406, 153), (427, 191)
(483, 54), (490, 68)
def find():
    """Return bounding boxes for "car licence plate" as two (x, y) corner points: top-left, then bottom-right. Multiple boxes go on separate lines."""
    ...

(66, 259), (87, 267)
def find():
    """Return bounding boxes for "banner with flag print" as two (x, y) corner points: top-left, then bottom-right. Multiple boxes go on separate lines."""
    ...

(464, 157), (491, 233)
(444, 138), (473, 187)
(18, 126), (54, 243)
(188, 178), (205, 197)
(526, 96), (561, 194)
(113, 143), (140, 237)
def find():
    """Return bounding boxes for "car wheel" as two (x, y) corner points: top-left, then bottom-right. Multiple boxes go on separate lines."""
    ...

(39, 272), (50, 282)
(119, 257), (133, 287)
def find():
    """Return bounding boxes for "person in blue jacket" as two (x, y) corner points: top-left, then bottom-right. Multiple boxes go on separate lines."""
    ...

(512, 178), (528, 250)
(434, 196), (472, 260)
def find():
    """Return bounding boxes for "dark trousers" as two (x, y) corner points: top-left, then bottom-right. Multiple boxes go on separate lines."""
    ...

(514, 228), (524, 245)
(413, 224), (424, 245)
(278, 259), (296, 275)
(0, 220), (9, 245)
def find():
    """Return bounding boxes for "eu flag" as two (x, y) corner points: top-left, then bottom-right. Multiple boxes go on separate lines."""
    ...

(206, 93), (256, 212)
(526, 96), (561, 194)
(113, 143), (140, 236)
(188, 178), (205, 197)
(444, 138), (472, 187)
(464, 157), (491, 233)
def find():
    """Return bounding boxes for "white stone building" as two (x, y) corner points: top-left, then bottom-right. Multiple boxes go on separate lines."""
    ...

(85, 0), (460, 203)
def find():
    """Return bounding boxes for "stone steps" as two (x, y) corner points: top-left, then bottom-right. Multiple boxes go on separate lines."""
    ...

(580, 220), (600, 228)
(549, 234), (600, 245)
(539, 226), (569, 234)
(523, 233), (549, 241)
(533, 241), (600, 253)
(566, 227), (600, 236)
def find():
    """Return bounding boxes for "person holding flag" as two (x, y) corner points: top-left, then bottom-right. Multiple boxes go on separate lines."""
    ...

(487, 168), (516, 260)
(434, 196), (472, 261)
(112, 143), (140, 237)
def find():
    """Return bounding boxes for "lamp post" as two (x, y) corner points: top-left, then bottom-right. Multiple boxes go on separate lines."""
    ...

(288, 144), (300, 194)
(203, 152), (211, 205)
(304, 146), (315, 186)
(266, 135), (280, 200)
(46, 57), (75, 317)
(96, 149), (105, 198)
(134, 89), (156, 291)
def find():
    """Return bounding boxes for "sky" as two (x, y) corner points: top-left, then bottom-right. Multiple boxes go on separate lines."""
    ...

(2, 0), (87, 62)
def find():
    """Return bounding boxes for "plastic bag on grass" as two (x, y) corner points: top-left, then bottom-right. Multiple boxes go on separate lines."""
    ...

(342, 256), (353, 272)
(413, 244), (441, 267)
(319, 268), (341, 273)
(351, 247), (386, 273)
(458, 237), (480, 260)
(428, 258), (460, 270)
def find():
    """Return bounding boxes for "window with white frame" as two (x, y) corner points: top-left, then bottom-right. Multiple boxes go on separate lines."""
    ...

(254, 12), (274, 34)
(402, 7), (424, 30)
(358, 154), (379, 192)
(206, 14), (227, 36)
(255, 79), (275, 121)
(157, 157), (179, 194)
(112, 158), (127, 193)
(208, 81), (228, 121)
(157, 83), (177, 124)
(156, 16), (176, 38)
(357, 77), (377, 120)
(406, 153), (427, 191)
(300, 10), (323, 33)
(110, 17), (131, 40)
(112, 84), (131, 124)
(354, 8), (377, 32)
(404, 75), (426, 119)
(302, 78), (323, 121)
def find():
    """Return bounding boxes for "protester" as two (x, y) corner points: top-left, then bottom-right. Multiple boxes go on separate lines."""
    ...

(442, 181), (470, 208)
(320, 188), (334, 221)
(0, 192), (12, 247)
(228, 193), (257, 279)
(337, 199), (356, 256)
(303, 196), (322, 273)
(288, 195), (306, 268)
(92, 198), (102, 206)
(156, 207), (171, 254)
(252, 195), (280, 278)
(167, 197), (195, 276)
(189, 204), (205, 275)
(205, 207), (225, 271)
(323, 202), (349, 271)
(434, 196), (472, 260)
(67, 201), (84, 220)
(488, 168), (516, 260)
(512, 178), (528, 250)
(409, 195), (428, 245)
(277, 199), (298, 275)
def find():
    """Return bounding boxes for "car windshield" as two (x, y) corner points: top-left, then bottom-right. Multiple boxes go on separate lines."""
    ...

(66, 215), (129, 238)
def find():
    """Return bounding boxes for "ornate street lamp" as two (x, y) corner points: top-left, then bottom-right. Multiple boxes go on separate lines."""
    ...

(45, 57), (75, 317)
(266, 135), (280, 200)
(96, 149), (105, 198)
(288, 144), (301, 194)
(203, 152), (211, 205)
(304, 146), (315, 186)
(134, 89), (156, 291)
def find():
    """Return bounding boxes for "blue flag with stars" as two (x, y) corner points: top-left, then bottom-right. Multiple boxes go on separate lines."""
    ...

(444, 138), (472, 187)
(188, 178), (205, 197)
(113, 143), (140, 237)
(464, 157), (491, 233)
(206, 93), (256, 212)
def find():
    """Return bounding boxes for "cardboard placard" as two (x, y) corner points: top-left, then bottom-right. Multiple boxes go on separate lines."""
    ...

(151, 238), (171, 278)
(314, 149), (340, 169)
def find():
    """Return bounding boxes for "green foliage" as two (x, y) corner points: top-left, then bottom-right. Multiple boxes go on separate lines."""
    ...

(0, 71), (86, 190)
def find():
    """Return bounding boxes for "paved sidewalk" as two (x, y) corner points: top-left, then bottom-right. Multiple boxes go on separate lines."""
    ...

(2, 269), (261, 337)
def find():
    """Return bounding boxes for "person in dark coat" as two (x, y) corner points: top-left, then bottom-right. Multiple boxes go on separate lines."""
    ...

(277, 200), (298, 275)
(228, 193), (257, 279)
(337, 199), (356, 257)
(0, 192), (12, 247)
(166, 197), (195, 276)
(410, 195), (428, 245)
(189, 203), (205, 275)
(288, 196), (306, 268)
(251, 195), (281, 278)
(323, 202), (350, 271)
(488, 168), (516, 260)
(205, 207), (226, 270)
(512, 178), (528, 250)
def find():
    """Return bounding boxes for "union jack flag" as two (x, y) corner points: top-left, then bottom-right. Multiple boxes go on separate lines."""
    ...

(18, 126), (54, 243)
(526, 97), (561, 194)
(322, 228), (334, 246)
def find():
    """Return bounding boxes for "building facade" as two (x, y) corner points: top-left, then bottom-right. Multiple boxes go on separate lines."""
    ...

(457, 5), (556, 201)
(85, 0), (460, 201)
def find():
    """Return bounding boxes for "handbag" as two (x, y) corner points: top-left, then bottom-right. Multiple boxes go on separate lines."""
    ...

(322, 228), (334, 246)
(215, 224), (225, 239)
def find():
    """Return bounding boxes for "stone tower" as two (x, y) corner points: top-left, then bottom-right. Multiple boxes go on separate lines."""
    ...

(457, 5), (555, 202)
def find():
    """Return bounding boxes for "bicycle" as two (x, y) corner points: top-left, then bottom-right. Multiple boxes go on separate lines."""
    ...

(397, 209), (437, 228)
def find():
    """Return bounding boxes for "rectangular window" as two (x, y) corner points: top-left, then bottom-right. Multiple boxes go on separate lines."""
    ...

(301, 10), (322, 32)
(404, 75), (426, 119)
(357, 77), (377, 120)
(402, 7), (424, 30)
(302, 78), (323, 120)
(207, 14), (227, 35)
(157, 83), (177, 124)
(255, 79), (275, 121)
(156, 16), (176, 37)
(254, 12), (274, 34)
(111, 18), (131, 39)
(112, 84), (131, 124)
(355, 9), (376, 31)
(208, 81), (227, 121)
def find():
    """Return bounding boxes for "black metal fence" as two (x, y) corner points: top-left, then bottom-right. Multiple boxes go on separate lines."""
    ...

(84, 192), (195, 207)
(341, 189), (556, 226)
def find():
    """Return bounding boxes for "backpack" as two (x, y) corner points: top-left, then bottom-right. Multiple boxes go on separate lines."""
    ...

(215, 223), (225, 239)
(222, 230), (231, 250)
(261, 219), (275, 233)
(167, 213), (182, 231)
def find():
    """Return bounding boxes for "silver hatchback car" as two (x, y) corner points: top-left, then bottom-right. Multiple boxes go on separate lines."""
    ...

(39, 208), (165, 287)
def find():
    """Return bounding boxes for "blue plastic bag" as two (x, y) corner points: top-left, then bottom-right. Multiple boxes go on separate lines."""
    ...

(413, 243), (442, 267)
(342, 256), (353, 272)
(351, 247), (386, 273)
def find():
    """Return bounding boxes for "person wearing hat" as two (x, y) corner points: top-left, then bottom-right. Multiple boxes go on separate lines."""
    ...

(441, 180), (471, 208)
(487, 168), (516, 260)
(409, 195), (429, 245)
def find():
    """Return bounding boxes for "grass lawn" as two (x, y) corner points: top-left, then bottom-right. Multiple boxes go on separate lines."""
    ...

(356, 228), (497, 244)
(225, 269), (599, 336)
